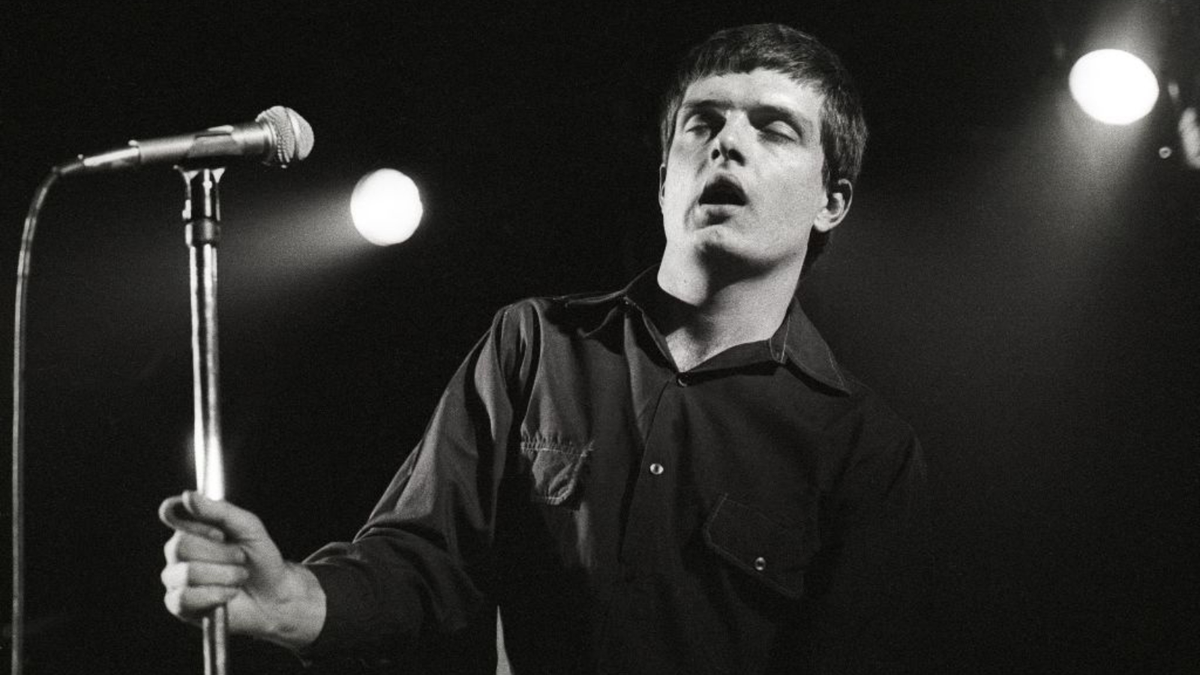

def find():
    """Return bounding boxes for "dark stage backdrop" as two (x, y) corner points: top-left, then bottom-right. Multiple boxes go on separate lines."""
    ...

(2, 1), (1197, 673)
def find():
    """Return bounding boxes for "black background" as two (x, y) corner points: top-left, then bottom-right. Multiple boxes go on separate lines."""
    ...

(2, 1), (1198, 673)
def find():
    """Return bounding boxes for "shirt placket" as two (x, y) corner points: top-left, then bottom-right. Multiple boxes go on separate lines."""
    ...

(617, 369), (681, 575)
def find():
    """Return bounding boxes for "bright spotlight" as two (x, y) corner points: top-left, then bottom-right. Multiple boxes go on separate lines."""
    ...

(350, 168), (424, 246)
(1069, 49), (1160, 125)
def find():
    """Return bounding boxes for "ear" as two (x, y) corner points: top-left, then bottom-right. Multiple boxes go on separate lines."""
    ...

(813, 178), (853, 233)
(658, 162), (667, 210)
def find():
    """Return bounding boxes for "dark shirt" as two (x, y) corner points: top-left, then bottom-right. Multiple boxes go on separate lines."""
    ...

(303, 269), (927, 674)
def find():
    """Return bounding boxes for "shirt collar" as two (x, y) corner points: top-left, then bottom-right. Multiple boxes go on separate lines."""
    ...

(773, 297), (850, 394)
(560, 266), (655, 318)
(563, 267), (850, 395)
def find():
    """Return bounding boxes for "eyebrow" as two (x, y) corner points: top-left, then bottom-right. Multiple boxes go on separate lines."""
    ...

(678, 98), (817, 138)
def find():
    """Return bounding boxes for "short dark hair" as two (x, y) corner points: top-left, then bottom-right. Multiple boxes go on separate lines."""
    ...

(658, 24), (868, 275)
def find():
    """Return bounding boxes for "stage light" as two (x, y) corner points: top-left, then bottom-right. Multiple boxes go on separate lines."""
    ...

(1069, 49), (1160, 125)
(350, 169), (424, 246)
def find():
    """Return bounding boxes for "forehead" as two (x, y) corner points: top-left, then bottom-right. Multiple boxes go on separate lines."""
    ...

(680, 68), (824, 128)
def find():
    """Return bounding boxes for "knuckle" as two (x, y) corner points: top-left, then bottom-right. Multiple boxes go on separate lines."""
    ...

(161, 561), (191, 589)
(163, 534), (181, 561)
(178, 588), (205, 615)
(163, 588), (183, 616)
(173, 534), (195, 560)
(243, 511), (264, 534)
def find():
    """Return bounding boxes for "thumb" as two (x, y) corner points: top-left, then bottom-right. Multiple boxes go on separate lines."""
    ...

(175, 491), (268, 544)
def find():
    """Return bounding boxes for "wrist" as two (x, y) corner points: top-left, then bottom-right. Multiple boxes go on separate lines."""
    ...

(264, 562), (327, 651)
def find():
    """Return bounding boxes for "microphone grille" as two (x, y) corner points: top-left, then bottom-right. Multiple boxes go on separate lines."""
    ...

(256, 106), (315, 166)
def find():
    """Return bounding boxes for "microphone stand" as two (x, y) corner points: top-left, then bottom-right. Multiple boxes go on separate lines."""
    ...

(179, 165), (229, 675)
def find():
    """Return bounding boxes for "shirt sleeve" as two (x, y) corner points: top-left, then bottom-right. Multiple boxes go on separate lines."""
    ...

(298, 303), (536, 664)
(807, 410), (931, 674)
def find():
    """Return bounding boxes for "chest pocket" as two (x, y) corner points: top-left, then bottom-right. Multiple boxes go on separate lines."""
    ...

(702, 494), (815, 599)
(519, 437), (592, 506)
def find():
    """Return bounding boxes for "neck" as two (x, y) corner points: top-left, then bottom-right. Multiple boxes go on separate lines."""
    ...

(652, 252), (800, 372)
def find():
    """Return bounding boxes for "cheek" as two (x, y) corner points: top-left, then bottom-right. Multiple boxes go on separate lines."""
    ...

(661, 168), (693, 214)
(771, 167), (826, 218)
(767, 186), (822, 224)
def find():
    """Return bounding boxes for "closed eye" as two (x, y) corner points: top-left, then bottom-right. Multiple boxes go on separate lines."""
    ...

(682, 111), (723, 137)
(759, 120), (799, 142)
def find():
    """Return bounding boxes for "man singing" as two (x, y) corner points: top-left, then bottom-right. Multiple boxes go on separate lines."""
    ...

(160, 23), (927, 674)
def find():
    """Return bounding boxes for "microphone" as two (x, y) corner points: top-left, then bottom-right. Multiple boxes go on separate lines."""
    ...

(56, 106), (314, 176)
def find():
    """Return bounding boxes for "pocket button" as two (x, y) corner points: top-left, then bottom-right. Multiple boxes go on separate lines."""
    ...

(753, 556), (767, 572)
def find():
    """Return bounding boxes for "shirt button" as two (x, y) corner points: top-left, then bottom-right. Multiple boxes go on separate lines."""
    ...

(675, 374), (689, 387)
(649, 463), (664, 476)
(753, 556), (767, 572)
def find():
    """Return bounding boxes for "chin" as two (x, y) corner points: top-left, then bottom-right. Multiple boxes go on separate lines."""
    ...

(694, 238), (801, 278)
(693, 236), (762, 270)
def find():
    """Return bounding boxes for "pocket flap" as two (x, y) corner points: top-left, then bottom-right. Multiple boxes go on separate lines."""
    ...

(702, 494), (811, 599)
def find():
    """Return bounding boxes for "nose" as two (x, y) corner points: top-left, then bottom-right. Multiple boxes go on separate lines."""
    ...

(710, 117), (746, 164)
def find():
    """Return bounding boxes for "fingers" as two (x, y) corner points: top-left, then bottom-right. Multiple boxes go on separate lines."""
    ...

(161, 541), (251, 625)
(161, 554), (250, 626)
(161, 560), (250, 589)
(163, 584), (240, 623)
(164, 531), (248, 566)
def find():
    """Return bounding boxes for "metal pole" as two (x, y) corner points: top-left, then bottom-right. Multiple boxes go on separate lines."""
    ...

(180, 166), (228, 675)
(11, 170), (60, 675)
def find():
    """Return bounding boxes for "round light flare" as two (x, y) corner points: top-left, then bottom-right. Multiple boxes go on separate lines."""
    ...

(1069, 49), (1159, 125)
(350, 169), (424, 246)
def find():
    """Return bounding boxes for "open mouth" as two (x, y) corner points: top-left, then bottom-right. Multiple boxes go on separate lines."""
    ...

(698, 177), (747, 207)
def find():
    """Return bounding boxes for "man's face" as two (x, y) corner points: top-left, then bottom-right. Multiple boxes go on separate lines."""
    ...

(659, 68), (849, 277)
